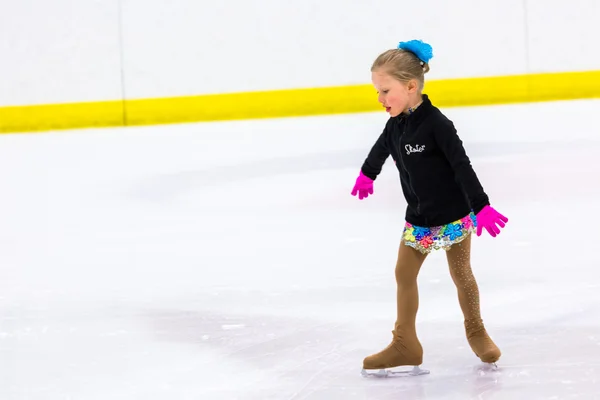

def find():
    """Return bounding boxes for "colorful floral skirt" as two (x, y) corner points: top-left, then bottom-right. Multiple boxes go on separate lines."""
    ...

(402, 212), (477, 254)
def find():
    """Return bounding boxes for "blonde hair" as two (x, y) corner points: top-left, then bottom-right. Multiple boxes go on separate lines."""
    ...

(371, 49), (430, 91)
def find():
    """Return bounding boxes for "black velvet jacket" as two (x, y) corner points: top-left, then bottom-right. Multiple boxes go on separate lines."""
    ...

(361, 94), (489, 227)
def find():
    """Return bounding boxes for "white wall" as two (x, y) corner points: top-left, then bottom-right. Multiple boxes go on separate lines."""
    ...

(1, 0), (599, 107)
(0, 0), (122, 106)
(526, 0), (600, 73)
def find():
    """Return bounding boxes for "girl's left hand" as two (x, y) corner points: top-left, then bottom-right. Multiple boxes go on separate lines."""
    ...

(476, 206), (508, 237)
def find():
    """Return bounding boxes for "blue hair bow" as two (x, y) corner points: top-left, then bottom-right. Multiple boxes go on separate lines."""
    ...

(398, 40), (433, 64)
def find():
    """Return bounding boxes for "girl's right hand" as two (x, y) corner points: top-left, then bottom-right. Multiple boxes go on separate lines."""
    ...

(351, 171), (374, 200)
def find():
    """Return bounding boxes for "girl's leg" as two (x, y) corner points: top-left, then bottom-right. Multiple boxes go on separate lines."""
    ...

(363, 241), (428, 370)
(446, 234), (481, 320)
(446, 234), (501, 363)
(394, 241), (428, 335)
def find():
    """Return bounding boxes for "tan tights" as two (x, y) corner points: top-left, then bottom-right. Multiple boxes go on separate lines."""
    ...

(394, 240), (428, 333)
(445, 234), (482, 322)
(395, 234), (481, 330)
(363, 232), (500, 369)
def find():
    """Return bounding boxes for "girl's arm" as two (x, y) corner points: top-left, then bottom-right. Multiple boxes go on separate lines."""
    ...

(361, 128), (391, 180)
(433, 119), (490, 214)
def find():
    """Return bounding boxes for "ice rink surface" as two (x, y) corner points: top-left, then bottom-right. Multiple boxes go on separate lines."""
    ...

(1, 99), (600, 399)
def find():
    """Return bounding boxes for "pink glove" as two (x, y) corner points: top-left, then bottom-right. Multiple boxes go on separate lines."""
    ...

(351, 171), (374, 200)
(476, 205), (508, 237)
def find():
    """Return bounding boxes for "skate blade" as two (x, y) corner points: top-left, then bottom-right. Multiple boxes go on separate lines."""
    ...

(361, 365), (430, 378)
(474, 362), (499, 373)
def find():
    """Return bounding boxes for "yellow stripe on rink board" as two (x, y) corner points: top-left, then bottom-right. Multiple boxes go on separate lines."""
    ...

(0, 100), (124, 134)
(124, 84), (380, 126)
(1, 70), (600, 134)
(426, 70), (600, 107)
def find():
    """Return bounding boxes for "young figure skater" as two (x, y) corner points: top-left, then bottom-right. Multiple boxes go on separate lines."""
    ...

(351, 40), (508, 376)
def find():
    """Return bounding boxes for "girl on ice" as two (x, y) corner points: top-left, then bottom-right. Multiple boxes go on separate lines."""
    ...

(351, 40), (508, 376)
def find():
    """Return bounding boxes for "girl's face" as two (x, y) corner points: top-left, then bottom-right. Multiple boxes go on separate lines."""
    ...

(371, 69), (418, 117)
